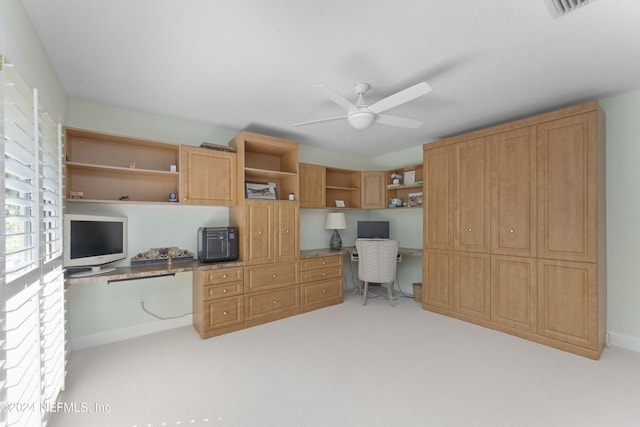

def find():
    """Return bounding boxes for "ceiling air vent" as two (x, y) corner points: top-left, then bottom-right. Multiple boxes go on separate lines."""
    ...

(544, 0), (594, 18)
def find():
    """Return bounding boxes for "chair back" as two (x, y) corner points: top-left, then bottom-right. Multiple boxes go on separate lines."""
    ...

(355, 239), (399, 283)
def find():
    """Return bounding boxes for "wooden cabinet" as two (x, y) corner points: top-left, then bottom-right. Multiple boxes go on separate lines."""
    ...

(244, 262), (299, 293)
(360, 171), (386, 209)
(193, 266), (245, 339)
(299, 163), (326, 208)
(422, 101), (606, 359)
(239, 200), (299, 266)
(180, 146), (236, 206)
(65, 127), (180, 203)
(325, 167), (361, 209)
(300, 254), (344, 312)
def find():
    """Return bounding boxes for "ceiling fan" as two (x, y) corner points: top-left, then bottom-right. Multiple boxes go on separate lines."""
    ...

(293, 81), (431, 130)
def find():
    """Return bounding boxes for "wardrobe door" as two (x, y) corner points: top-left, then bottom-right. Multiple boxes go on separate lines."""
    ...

(491, 127), (537, 257)
(454, 137), (490, 254)
(491, 255), (537, 333)
(424, 145), (454, 250)
(537, 112), (597, 263)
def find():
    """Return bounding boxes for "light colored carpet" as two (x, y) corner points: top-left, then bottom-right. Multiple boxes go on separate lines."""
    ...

(50, 291), (640, 427)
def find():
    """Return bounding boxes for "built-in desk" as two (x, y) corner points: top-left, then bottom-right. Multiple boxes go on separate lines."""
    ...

(343, 245), (423, 262)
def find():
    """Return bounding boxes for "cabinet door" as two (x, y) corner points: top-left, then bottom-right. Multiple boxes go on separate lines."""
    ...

(537, 113), (597, 263)
(454, 252), (490, 321)
(424, 146), (454, 250)
(299, 163), (326, 208)
(491, 127), (537, 257)
(274, 201), (300, 263)
(246, 201), (273, 265)
(491, 255), (537, 333)
(454, 138), (490, 253)
(538, 259), (598, 349)
(181, 146), (236, 206)
(423, 249), (453, 311)
(361, 171), (386, 209)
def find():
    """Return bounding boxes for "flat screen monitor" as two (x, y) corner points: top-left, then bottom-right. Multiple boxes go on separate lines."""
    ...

(357, 221), (390, 239)
(63, 214), (128, 277)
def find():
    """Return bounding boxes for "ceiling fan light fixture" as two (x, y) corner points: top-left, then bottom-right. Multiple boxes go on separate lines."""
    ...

(348, 110), (375, 129)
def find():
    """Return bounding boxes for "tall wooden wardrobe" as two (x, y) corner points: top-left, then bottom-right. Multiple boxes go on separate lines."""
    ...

(423, 101), (606, 359)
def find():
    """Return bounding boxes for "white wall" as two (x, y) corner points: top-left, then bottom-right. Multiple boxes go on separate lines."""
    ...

(600, 90), (640, 341)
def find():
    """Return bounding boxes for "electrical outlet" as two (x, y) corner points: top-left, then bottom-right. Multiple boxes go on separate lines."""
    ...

(138, 295), (146, 304)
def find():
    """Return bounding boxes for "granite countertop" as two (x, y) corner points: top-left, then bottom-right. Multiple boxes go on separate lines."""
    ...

(66, 246), (421, 284)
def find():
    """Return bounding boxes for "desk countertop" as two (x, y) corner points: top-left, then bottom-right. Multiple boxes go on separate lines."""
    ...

(66, 248), (354, 284)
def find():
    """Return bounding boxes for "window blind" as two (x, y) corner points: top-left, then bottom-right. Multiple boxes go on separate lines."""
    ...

(2, 51), (66, 427)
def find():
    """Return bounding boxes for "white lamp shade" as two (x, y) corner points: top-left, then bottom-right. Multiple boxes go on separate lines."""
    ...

(325, 212), (347, 230)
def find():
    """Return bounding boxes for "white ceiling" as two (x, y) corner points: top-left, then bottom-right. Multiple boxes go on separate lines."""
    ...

(22, 0), (640, 156)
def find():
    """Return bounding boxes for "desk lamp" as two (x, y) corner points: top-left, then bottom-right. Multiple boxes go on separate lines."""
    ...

(325, 212), (347, 250)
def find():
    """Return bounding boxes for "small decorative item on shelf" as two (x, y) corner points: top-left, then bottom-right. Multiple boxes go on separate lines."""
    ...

(335, 200), (346, 208)
(390, 198), (403, 208)
(288, 193), (295, 201)
(169, 193), (178, 202)
(404, 170), (416, 186)
(128, 161), (136, 169)
(131, 247), (194, 265)
(170, 164), (177, 172)
(69, 191), (84, 199)
(245, 181), (277, 200)
(119, 195), (130, 200)
(407, 192), (423, 207)
(390, 172), (402, 185)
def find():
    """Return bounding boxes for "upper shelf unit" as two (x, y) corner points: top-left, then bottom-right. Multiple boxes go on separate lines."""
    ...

(325, 167), (361, 209)
(65, 127), (180, 203)
(230, 131), (299, 201)
(386, 164), (424, 208)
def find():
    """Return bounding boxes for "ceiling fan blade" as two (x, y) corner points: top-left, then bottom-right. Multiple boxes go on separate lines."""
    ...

(315, 84), (356, 111)
(292, 115), (347, 127)
(368, 82), (431, 114)
(375, 114), (423, 129)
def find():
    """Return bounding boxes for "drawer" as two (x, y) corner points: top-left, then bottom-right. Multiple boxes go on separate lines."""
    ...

(300, 266), (342, 283)
(244, 285), (300, 327)
(204, 296), (244, 331)
(300, 255), (343, 271)
(202, 281), (243, 301)
(244, 262), (298, 293)
(202, 267), (243, 285)
(301, 278), (344, 312)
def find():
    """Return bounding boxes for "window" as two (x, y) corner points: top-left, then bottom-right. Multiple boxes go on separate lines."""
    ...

(1, 52), (66, 427)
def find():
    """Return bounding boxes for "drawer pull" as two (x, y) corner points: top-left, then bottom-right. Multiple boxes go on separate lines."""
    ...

(468, 228), (472, 232)
(321, 261), (326, 265)
(510, 228), (515, 233)
(258, 230), (263, 235)
(273, 300), (278, 304)
(273, 274), (277, 278)
(322, 290), (326, 294)
(285, 229), (290, 234)
(222, 274), (227, 278)
(223, 311), (228, 316)
(322, 273), (326, 277)
(223, 288), (228, 293)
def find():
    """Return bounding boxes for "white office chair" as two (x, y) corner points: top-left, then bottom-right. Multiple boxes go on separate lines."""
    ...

(355, 239), (399, 306)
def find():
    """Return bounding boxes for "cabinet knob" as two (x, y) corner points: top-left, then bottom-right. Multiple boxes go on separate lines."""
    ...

(322, 273), (326, 277)
(222, 274), (227, 278)
(285, 229), (290, 234)
(321, 261), (326, 265)
(468, 228), (472, 232)
(258, 230), (263, 235)
(273, 274), (277, 278)
(223, 288), (228, 293)
(273, 300), (278, 304)
(223, 311), (228, 316)
(510, 228), (515, 233)
(322, 290), (326, 294)
(183, 197), (188, 201)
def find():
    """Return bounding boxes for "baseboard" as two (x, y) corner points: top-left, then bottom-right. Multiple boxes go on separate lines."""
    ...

(71, 315), (193, 351)
(607, 330), (640, 353)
